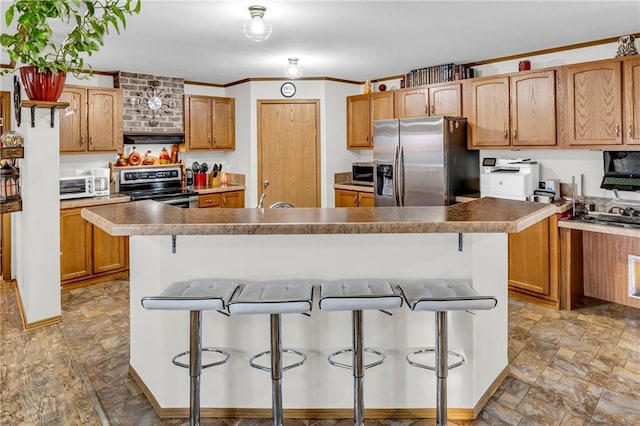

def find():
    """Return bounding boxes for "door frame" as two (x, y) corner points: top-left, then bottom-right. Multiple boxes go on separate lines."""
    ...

(256, 99), (321, 207)
(1, 91), (12, 281)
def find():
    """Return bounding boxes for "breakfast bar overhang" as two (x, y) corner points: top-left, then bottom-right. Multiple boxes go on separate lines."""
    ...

(81, 197), (555, 420)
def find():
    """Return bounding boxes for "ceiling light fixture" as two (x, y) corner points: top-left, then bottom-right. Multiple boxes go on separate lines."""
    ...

(243, 5), (272, 42)
(284, 58), (303, 79)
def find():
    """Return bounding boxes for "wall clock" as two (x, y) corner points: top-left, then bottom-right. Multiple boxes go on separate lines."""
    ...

(280, 82), (296, 98)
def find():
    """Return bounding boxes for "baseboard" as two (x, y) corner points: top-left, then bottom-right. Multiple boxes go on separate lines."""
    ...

(61, 270), (129, 290)
(13, 279), (62, 330)
(129, 364), (508, 420)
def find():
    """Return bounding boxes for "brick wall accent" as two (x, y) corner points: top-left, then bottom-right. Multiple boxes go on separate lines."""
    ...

(114, 72), (184, 132)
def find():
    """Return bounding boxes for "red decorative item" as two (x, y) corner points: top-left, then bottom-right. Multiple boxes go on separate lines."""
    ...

(518, 60), (531, 72)
(19, 66), (67, 101)
(378, 83), (387, 92)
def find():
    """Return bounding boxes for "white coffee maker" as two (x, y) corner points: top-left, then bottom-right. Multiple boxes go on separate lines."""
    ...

(91, 168), (110, 196)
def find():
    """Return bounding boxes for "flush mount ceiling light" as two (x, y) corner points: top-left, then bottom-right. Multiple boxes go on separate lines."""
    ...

(284, 58), (303, 79)
(243, 5), (272, 42)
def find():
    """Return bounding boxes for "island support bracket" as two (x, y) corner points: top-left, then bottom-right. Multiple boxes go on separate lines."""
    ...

(172, 235), (177, 254)
(458, 233), (463, 252)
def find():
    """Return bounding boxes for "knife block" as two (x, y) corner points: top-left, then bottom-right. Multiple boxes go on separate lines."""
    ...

(209, 173), (221, 187)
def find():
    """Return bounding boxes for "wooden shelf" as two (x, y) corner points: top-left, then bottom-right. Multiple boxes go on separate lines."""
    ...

(20, 100), (70, 128)
(0, 146), (24, 159)
(109, 160), (184, 170)
(1, 199), (22, 214)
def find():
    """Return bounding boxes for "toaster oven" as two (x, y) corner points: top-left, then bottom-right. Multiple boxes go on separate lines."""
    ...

(59, 175), (96, 200)
(352, 162), (374, 186)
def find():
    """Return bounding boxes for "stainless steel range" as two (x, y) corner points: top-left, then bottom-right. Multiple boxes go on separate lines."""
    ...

(118, 166), (198, 208)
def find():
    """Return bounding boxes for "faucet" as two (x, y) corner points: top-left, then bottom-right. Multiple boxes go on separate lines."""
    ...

(257, 180), (269, 208)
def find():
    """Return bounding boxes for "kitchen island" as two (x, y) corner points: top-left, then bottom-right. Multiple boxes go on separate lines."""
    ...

(81, 197), (555, 420)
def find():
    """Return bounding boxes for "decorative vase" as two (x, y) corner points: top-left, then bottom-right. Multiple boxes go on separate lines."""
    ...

(19, 66), (67, 102)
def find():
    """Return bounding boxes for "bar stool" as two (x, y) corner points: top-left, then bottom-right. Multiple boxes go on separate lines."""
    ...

(141, 279), (240, 426)
(227, 280), (313, 426)
(397, 279), (497, 426)
(318, 279), (403, 426)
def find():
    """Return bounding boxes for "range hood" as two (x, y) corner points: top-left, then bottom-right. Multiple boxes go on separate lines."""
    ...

(123, 132), (185, 145)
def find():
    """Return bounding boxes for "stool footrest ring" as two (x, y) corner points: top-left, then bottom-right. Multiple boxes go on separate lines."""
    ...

(172, 347), (230, 369)
(249, 349), (307, 373)
(406, 348), (465, 371)
(328, 348), (386, 370)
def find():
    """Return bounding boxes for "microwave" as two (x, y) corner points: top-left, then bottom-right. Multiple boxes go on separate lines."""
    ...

(352, 162), (374, 186)
(59, 175), (96, 200)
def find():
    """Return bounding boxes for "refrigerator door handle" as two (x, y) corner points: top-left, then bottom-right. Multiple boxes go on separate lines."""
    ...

(393, 145), (400, 206)
(399, 145), (405, 206)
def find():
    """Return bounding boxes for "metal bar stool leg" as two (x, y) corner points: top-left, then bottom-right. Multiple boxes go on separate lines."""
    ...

(435, 310), (447, 426)
(353, 309), (364, 426)
(270, 313), (283, 426)
(189, 310), (202, 426)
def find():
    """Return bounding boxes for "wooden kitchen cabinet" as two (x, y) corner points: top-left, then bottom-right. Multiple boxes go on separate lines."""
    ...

(59, 86), (123, 153)
(395, 82), (462, 118)
(184, 95), (235, 151)
(346, 91), (394, 149)
(335, 188), (373, 207)
(60, 207), (128, 288)
(198, 190), (245, 208)
(508, 214), (560, 308)
(624, 57), (640, 145)
(468, 70), (556, 148)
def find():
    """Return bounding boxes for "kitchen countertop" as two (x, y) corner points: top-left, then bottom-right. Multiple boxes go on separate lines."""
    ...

(558, 216), (640, 237)
(334, 182), (374, 192)
(81, 196), (555, 236)
(456, 194), (572, 214)
(192, 183), (246, 195)
(60, 194), (131, 210)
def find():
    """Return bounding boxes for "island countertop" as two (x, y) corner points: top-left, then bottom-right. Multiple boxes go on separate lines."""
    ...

(81, 196), (555, 236)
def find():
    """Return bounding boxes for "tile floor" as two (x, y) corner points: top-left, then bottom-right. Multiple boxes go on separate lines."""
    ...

(1, 280), (639, 425)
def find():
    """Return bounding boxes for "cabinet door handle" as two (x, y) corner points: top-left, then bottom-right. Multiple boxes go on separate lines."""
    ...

(504, 130), (508, 140)
(205, 199), (213, 204)
(214, 136), (217, 144)
(208, 136), (212, 143)
(616, 124), (620, 137)
(430, 105), (434, 114)
(89, 137), (93, 146)
(80, 136), (84, 146)
(513, 129), (518, 140)
(222, 197), (226, 207)
(354, 195), (358, 206)
(630, 125), (634, 138)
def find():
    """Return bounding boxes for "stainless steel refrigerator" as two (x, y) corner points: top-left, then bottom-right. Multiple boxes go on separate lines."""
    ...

(373, 116), (479, 206)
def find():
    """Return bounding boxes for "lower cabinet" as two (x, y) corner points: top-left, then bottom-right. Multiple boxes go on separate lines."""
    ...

(508, 214), (560, 308)
(60, 207), (129, 289)
(198, 190), (245, 208)
(335, 189), (374, 207)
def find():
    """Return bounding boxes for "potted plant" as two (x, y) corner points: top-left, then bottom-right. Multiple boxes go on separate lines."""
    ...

(0, 0), (141, 102)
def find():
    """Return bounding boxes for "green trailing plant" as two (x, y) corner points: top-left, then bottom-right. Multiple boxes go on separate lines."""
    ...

(0, 0), (141, 77)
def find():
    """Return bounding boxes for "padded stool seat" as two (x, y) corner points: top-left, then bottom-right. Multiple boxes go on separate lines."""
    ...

(398, 279), (496, 426)
(318, 279), (402, 426)
(228, 280), (313, 426)
(141, 279), (240, 426)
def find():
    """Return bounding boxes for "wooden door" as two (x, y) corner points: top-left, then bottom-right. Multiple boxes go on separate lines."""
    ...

(359, 191), (374, 207)
(335, 189), (359, 207)
(429, 83), (462, 116)
(469, 77), (510, 147)
(222, 190), (244, 208)
(185, 96), (213, 150)
(508, 217), (550, 296)
(566, 60), (623, 146)
(346, 94), (370, 148)
(258, 100), (320, 208)
(510, 70), (557, 146)
(92, 226), (127, 274)
(624, 57), (640, 144)
(60, 208), (92, 282)
(59, 87), (86, 152)
(87, 88), (122, 152)
(396, 87), (429, 118)
(369, 91), (395, 140)
(212, 96), (235, 150)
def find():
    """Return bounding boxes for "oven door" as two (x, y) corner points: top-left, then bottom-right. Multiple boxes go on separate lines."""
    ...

(155, 195), (199, 208)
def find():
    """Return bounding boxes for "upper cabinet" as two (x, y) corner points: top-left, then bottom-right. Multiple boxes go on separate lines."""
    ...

(184, 95), (235, 151)
(563, 57), (640, 148)
(346, 91), (394, 149)
(59, 86), (123, 153)
(395, 82), (462, 118)
(468, 70), (556, 149)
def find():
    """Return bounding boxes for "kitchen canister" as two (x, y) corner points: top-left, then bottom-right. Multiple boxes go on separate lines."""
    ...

(1, 130), (24, 147)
